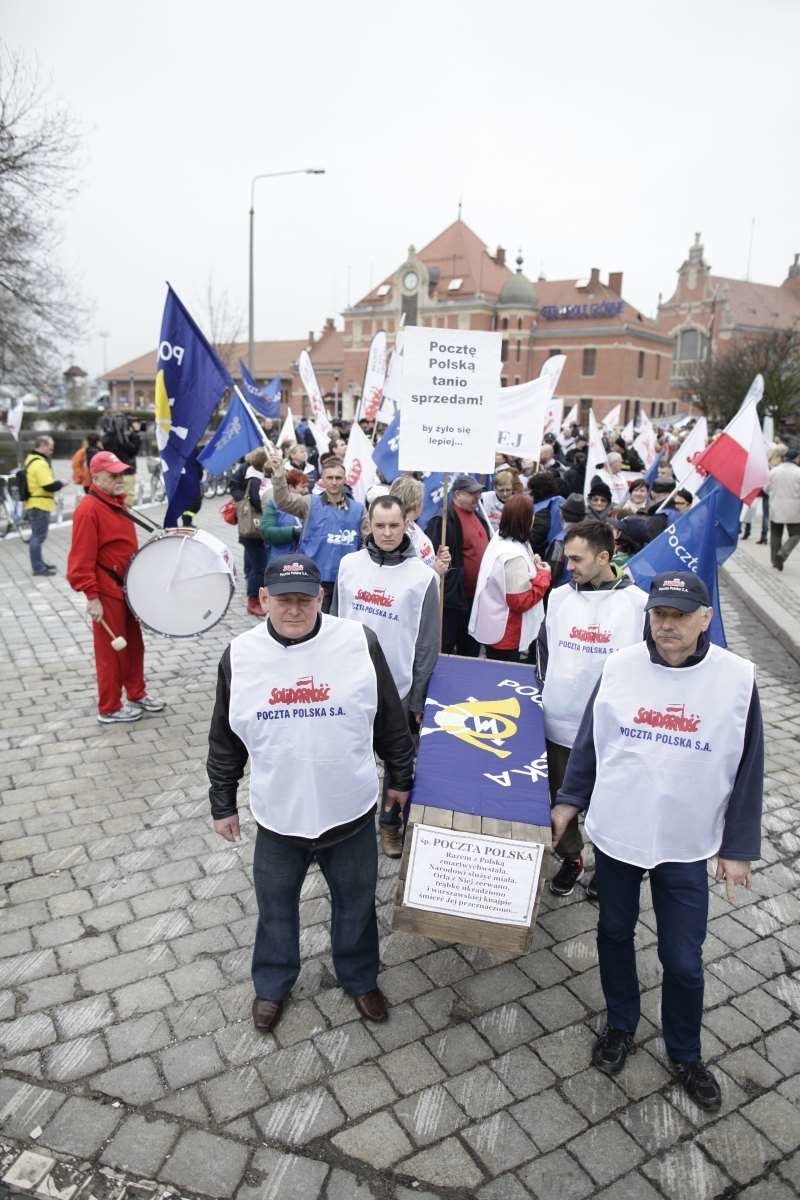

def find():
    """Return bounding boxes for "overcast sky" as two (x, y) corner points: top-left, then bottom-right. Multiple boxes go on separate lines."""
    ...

(5, 0), (799, 381)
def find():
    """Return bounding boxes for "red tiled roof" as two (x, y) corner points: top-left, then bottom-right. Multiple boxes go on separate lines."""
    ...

(707, 276), (800, 329)
(356, 219), (514, 306)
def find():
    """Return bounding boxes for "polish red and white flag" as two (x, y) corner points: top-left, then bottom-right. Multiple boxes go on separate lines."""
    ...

(692, 375), (769, 505)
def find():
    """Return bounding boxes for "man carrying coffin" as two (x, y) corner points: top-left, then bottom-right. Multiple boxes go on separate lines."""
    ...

(538, 521), (648, 897)
(332, 495), (440, 858)
(551, 572), (763, 1111)
(207, 554), (415, 1033)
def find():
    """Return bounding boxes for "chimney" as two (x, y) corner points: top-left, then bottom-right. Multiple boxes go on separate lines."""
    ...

(325, 317), (336, 332)
(608, 272), (623, 295)
(589, 267), (600, 289)
(308, 331), (315, 345)
(494, 246), (506, 268)
(784, 253), (800, 289)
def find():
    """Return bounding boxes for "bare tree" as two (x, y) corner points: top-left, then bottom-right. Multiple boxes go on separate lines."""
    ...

(0, 45), (86, 393)
(687, 327), (800, 428)
(202, 275), (243, 373)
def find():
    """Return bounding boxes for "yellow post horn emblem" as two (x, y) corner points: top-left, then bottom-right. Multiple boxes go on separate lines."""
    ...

(422, 696), (521, 759)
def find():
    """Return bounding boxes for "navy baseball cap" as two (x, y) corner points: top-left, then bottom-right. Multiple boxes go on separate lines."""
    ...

(263, 554), (321, 596)
(645, 571), (710, 612)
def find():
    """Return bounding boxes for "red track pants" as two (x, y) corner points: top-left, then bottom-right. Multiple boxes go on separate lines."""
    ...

(92, 595), (146, 715)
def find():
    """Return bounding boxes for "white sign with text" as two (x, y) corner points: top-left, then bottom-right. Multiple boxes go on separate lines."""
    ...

(397, 328), (501, 473)
(403, 823), (544, 927)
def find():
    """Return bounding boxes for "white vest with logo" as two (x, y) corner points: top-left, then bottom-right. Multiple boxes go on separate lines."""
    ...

(542, 582), (648, 746)
(228, 615), (379, 837)
(585, 641), (754, 868)
(336, 549), (433, 700)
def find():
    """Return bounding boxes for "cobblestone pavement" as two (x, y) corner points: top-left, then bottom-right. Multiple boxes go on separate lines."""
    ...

(1, 505), (800, 1199)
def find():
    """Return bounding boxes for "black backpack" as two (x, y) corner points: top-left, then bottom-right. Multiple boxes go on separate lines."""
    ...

(15, 453), (44, 502)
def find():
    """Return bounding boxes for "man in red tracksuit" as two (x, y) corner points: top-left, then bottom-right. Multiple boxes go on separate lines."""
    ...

(67, 451), (165, 724)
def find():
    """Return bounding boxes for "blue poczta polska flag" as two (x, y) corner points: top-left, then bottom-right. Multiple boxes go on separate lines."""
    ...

(198, 392), (263, 475)
(373, 410), (400, 481)
(627, 490), (726, 647)
(697, 476), (741, 565)
(154, 285), (234, 527)
(420, 473), (452, 528)
(238, 360), (281, 418)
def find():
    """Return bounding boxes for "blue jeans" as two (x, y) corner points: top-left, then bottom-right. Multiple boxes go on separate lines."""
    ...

(28, 508), (51, 573)
(594, 848), (708, 1062)
(242, 538), (267, 599)
(252, 818), (378, 1001)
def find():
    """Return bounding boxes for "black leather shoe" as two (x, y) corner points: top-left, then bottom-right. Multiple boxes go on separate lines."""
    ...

(592, 1027), (635, 1074)
(352, 989), (388, 1022)
(672, 1060), (722, 1110)
(252, 997), (283, 1033)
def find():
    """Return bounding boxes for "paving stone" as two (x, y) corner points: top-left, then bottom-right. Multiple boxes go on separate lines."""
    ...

(472, 1002), (542, 1054)
(615, 1091), (691, 1155)
(518, 1147), (594, 1200)
(522, 984), (587, 1032)
(399, 1135), (484, 1191)
(560, 1066), (628, 1122)
(254, 1085), (345, 1146)
(259, 1039), (327, 1097)
(517, 947), (572, 988)
(3, 947), (58, 986)
(733, 986), (792, 1031)
(329, 1062), (397, 1118)
(377, 961), (434, 1004)
(332, 1110), (413, 1168)
(165, 994), (226, 1038)
(719, 1046), (783, 1092)
(413, 985), (457, 1031)
(154, 1086), (210, 1123)
(491, 1045), (555, 1099)
(477, 1174), (532, 1200)
(0, 1011), (57, 1056)
(741, 1092), (800, 1152)
(531, 1023), (595, 1077)
(616, 1046), (672, 1100)
(512, 1086), (588, 1152)
(39, 1096), (122, 1157)
(425, 1022), (493, 1074)
(2, 1149), (56, 1191)
(698, 1111), (781, 1186)
(380, 931), (437, 967)
(642, 1141), (731, 1200)
(370, 1001), (430, 1051)
(593, 1173), (663, 1200)
(703, 1003), (762, 1047)
(0, 1079), (66, 1138)
(52, 994), (115, 1041)
(416, 946), (473, 987)
(452, 963), (533, 1013)
(215, 1019), (277, 1066)
(201, 1064), (269, 1123)
(159, 1128), (249, 1197)
(100, 1114), (179, 1177)
(164, 958), (226, 1001)
(568, 1118), (644, 1186)
(393, 1083), (468, 1146)
(380, 1041), (445, 1095)
(106, 1011), (172, 1062)
(737, 1176), (797, 1200)
(444, 1063), (514, 1120)
(42, 1032), (109, 1082)
(764, 1025), (800, 1076)
(269, 998), (326, 1047)
(112, 975), (174, 1020)
(79, 944), (178, 993)
(236, 1146), (329, 1200)
(315, 1020), (379, 1071)
(160, 1034), (224, 1088)
(461, 1110), (538, 1173)
(92, 1057), (166, 1104)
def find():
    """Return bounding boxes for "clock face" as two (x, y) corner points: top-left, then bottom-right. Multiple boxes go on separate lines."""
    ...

(403, 270), (418, 291)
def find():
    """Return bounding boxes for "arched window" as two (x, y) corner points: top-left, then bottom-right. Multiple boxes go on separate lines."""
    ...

(501, 318), (509, 331)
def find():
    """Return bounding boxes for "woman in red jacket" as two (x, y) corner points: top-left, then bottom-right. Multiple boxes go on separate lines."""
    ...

(469, 494), (552, 662)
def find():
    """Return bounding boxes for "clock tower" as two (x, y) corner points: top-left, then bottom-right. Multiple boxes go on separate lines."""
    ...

(398, 246), (425, 327)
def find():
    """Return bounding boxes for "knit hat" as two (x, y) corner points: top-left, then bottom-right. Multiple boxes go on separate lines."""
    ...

(560, 493), (586, 523)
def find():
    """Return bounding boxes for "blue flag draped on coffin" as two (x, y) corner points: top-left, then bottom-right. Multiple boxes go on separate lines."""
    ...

(373, 411), (401, 481)
(414, 657), (550, 823)
(155, 286), (233, 527)
(198, 392), (263, 475)
(238, 360), (281, 419)
(627, 490), (726, 646)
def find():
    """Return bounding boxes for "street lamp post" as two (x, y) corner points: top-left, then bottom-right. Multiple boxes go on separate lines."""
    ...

(248, 168), (325, 374)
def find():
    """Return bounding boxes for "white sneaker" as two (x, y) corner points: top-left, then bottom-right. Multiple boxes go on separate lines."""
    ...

(127, 694), (165, 713)
(97, 707), (143, 725)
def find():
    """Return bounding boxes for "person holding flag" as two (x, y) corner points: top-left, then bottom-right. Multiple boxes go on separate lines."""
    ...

(425, 474), (491, 656)
(551, 571), (763, 1111)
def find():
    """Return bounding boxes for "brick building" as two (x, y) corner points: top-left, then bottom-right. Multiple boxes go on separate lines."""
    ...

(657, 233), (800, 402)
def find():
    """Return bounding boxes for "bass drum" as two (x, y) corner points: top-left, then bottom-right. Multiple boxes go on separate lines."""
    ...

(125, 528), (235, 637)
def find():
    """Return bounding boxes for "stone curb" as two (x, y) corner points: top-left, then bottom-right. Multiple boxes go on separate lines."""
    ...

(721, 558), (800, 667)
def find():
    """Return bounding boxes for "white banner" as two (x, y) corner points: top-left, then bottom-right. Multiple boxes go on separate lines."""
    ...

(6, 395), (24, 441)
(537, 353), (566, 394)
(357, 331), (388, 425)
(621, 418), (634, 443)
(737, 373), (764, 414)
(298, 350), (332, 433)
(342, 421), (378, 504)
(671, 417), (708, 494)
(307, 419), (330, 456)
(543, 397), (563, 438)
(562, 402), (578, 432)
(397, 328), (501, 473)
(601, 403), (621, 430)
(494, 376), (553, 458)
(378, 332), (404, 425)
(632, 412), (658, 468)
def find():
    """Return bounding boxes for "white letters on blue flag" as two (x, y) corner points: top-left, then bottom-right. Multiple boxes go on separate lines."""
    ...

(373, 411), (401, 482)
(198, 393), (263, 475)
(238, 360), (281, 419)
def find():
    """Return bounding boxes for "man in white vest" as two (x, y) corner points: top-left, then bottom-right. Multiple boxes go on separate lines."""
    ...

(207, 554), (415, 1035)
(538, 520), (648, 897)
(552, 571), (763, 1112)
(332, 495), (440, 858)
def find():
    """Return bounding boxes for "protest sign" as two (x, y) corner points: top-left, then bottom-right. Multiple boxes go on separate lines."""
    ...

(397, 328), (501, 473)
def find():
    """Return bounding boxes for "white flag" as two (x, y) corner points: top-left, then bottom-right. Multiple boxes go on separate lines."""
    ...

(495, 376), (552, 458)
(737, 373), (764, 414)
(6, 395), (24, 441)
(584, 409), (608, 500)
(356, 331), (388, 424)
(621, 419), (634, 443)
(378, 332), (404, 425)
(601, 403), (621, 431)
(307, 419), (330, 457)
(276, 409), (295, 448)
(298, 350), (332, 433)
(538, 353), (566, 392)
(632, 412), (658, 468)
(671, 417), (708, 494)
(343, 421), (378, 504)
(543, 397), (563, 437)
(562, 403), (578, 432)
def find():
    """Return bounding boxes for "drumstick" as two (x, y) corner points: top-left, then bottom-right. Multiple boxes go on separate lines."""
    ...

(99, 618), (127, 651)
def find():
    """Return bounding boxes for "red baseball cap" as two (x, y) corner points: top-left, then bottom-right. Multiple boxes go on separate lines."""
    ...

(89, 451), (131, 475)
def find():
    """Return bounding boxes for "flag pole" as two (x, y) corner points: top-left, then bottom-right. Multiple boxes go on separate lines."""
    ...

(233, 383), (272, 450)
(438, 472), (449, 627)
